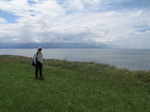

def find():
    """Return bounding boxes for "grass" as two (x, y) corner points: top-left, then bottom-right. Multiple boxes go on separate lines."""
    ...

(0, 55), (150, 112)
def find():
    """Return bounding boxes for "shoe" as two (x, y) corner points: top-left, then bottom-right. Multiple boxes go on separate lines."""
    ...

(34, 77), (38, 80)
(39, 76), (44, 80)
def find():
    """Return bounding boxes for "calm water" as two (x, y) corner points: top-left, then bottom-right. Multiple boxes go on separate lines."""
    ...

(0, 49), (150, 70)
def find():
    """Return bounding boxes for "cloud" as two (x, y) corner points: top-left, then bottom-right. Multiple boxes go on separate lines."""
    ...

(58, 0), (102, 12)
(0, 0), (29, 16)
(0, 0), (150, 48)
(0, 18), (6, 23)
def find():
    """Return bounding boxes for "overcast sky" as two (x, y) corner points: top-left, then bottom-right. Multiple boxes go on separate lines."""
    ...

(0, 0), (150, 48)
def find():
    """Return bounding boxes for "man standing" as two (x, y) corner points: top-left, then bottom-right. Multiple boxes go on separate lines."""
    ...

(33, 47), (44, 80)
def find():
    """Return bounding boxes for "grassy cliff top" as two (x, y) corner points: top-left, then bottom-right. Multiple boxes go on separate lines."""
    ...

(0, 55), (150, 112)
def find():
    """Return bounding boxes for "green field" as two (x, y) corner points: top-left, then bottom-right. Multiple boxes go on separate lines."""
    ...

(0, 55), (150, 112)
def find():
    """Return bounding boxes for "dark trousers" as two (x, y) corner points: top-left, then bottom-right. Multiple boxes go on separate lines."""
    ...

(35, 61), (43, 78)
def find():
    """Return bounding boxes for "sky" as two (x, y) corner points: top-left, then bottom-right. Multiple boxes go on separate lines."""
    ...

(0, 0), (150, 49)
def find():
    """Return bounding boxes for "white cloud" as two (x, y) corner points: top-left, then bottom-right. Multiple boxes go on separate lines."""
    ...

(70, 0), (84, 11)
(0, 0), (30, 16)
(0, 0), (150, 48)
(0, 18), (6, 23)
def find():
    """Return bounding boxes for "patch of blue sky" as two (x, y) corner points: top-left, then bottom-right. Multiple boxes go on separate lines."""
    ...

(29, 9), (35, 12)
(56, 0), (69, 10)
(29, 9), (36, 16)
(0, 10), (18, 23)
(114, 0), (150, 9)
(31, 14), (36, 16)
(28, 0), (37, 5)
(137, 28), (150, 32)
(94, 0), (150, 12)
(56, 0), (63, 4)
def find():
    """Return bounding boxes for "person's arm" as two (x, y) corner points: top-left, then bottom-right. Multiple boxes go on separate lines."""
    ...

(41, 53), (43, 63)
(33, 53), (37, 64)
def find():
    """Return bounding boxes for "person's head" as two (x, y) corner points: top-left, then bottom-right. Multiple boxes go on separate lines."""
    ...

(38, 47), (42, 52)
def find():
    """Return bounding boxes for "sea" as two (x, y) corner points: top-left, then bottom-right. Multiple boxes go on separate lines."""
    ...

(0, 49), (150, 71)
